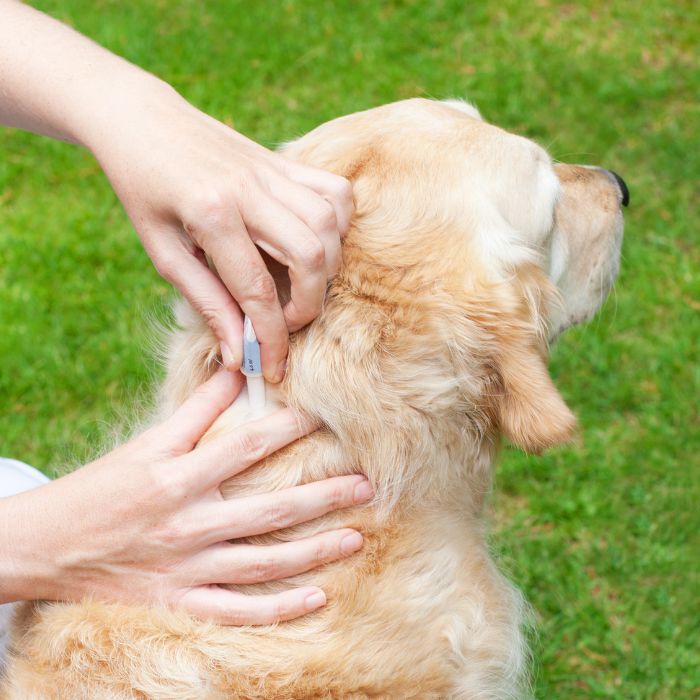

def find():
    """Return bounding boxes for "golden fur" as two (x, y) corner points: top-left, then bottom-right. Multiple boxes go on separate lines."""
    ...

(2, 98), (625, 699)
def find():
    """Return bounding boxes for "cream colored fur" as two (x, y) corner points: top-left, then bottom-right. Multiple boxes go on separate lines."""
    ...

(2, 98), (624, 699)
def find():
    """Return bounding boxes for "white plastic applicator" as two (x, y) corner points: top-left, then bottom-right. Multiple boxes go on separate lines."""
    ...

(240, 315), (266, 416)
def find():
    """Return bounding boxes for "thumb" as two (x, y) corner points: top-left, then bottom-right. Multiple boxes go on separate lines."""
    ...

(161, 369), (245, 454)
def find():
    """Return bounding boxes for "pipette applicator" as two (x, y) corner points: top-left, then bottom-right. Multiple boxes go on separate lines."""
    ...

(240, 316), (266, 416)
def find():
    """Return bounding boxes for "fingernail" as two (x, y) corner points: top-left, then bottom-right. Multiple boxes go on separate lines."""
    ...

(221, 342), (235, 369)
(274, 358), (287, 383)
(304, 590), (326, 611)
(353, 479), (374, 503)
(340, 531), (363, 555)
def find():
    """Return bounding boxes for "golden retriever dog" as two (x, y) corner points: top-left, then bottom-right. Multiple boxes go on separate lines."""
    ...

(3, 98), (626, 699)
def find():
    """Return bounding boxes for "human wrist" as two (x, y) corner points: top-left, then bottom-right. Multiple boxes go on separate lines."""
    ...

(0, 491), (58, 604)
(72, 66), (178, 156)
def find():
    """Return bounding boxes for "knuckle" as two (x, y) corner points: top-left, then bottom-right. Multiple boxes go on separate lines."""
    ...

(249, 556), (279, 582)
(152, 251), (179, 282)
(232, 167), (255, 197)
(184, 190), (230, 237)
(149, 465), (188, 502)
(284, 305), (308, 329)
(266, 499), (297, 530)
(220, 603), (246, 626)
(267, 600), (285, 623)
(246, 272), (278, 306)
(153, 558), (179, 576)
(193, 299), (231, 335)
(235, 429), (267, 462)
(193, 189), (229, 221)
(330, 176), (353, 204)
(296, 237), (326, 271)
(325, 484), (348, 511)
(156, 517), (190, 549)
(312, 538), (334, 564)
(308, 201), (337, 234)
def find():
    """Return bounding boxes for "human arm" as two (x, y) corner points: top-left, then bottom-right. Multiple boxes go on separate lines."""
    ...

(0, 0), (353, 380)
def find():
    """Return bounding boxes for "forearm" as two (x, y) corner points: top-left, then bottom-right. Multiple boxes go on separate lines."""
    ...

(0, 4), (354, 384)
(0, 0), (168, 149)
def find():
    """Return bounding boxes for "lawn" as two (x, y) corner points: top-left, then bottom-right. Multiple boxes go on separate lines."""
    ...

(1, 1), (698, 697)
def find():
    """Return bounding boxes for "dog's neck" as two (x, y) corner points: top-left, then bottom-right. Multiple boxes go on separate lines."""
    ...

(206, 360), (494, 523)
(163, 246), (500, 516)
(278, 275), (498, 515)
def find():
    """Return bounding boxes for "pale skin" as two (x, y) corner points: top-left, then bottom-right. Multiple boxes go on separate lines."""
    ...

(0, 1), (370, 623)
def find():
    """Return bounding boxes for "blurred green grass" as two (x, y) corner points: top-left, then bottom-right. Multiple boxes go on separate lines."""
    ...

(1, 1), (698, 697)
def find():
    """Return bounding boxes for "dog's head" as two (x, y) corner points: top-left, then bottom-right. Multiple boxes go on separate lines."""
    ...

(282, 98), (626, 456)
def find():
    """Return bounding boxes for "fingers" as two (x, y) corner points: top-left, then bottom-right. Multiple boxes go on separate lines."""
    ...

(201, 475), (373, 544)
(191, 528), (364, 585)
(165, 145), (353, 381)
(279, 158), (355, 236)
(178, 584), (327, 625)
(187, 407), (318, 488)
(266, 176), (342, 279)
(148, 234), (245, 370)
(187, 205), (289, 382)
(239, 194), (329, 332)
(159, 369), (244, 454)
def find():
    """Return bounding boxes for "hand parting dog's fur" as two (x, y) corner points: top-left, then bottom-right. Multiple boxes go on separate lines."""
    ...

(3, 99), (624, 699)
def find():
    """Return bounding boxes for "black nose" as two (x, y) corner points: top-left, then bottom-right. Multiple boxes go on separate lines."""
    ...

(607, 170), (630, 207)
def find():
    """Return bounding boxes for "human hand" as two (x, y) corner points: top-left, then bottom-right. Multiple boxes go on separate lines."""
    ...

(87, 83), (353, 382)
(0, 2), (352, 381)
(0, 371), (372, 624)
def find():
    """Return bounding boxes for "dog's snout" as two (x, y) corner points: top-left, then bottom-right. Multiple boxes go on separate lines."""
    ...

(604, 169), (630, 208)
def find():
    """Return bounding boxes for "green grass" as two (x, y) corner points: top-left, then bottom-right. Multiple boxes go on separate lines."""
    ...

(1, 1), (698, 697)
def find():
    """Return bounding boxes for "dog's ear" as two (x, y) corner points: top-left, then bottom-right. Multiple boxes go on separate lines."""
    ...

(494, 332), (576, 454)
(470, 265), (577, 454)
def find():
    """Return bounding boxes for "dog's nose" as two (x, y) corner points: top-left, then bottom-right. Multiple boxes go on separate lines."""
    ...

(604, 169), (630, 208)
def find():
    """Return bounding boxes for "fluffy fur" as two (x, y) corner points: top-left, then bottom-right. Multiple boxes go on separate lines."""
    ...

(2, 98), (625, 699)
